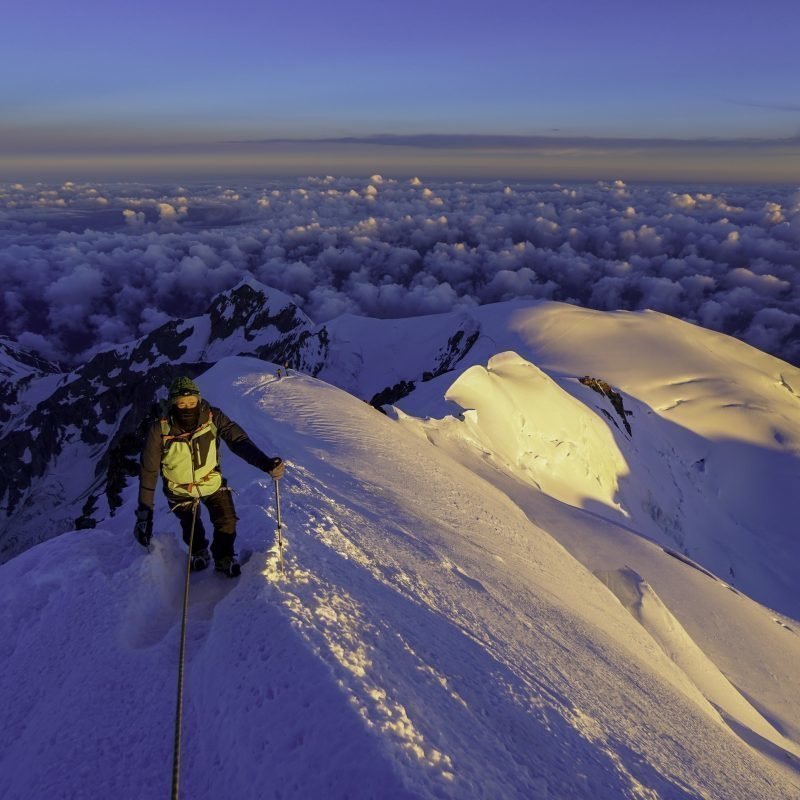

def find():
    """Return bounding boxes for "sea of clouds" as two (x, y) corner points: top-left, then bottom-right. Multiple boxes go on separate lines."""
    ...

(1, 176), (799, 366)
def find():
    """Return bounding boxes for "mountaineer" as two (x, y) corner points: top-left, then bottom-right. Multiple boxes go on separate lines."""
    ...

(134, 376), (284, 576)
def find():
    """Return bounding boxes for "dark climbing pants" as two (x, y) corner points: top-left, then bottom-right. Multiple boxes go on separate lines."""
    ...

(168, 486), (238, 560)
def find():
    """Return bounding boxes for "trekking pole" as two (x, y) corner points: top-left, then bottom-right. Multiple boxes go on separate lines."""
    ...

(274, 479), (285, 575)
(172, 498), (199, 800)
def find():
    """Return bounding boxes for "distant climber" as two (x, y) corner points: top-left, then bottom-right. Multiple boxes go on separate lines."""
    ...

(133, 376), (284, 576)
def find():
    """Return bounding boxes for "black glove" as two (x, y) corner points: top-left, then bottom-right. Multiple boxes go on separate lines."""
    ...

(134, 506), (153, 548)
(265, 457), (285, 480)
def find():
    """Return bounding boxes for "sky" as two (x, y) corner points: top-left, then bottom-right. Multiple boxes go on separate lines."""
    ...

(2, 0), (800, 181)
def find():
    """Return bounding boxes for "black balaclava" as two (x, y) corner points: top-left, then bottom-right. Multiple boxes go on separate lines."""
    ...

(174, 402), (201, 432)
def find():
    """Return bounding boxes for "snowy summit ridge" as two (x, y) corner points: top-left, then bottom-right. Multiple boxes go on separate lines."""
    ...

(1, 282), (800, 799)
(2, 281), (799, 616)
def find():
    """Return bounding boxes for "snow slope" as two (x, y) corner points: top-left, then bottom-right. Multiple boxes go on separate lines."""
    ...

(2, 358), (799, 799)
(5, 284), (798, 630)
(321, 300), (800, 621)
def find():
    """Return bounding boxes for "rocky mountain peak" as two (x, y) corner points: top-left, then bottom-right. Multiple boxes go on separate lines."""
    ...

(207, 279), (311, 344)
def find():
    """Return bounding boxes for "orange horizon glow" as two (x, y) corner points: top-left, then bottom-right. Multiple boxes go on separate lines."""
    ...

(3, 144), (799, 184)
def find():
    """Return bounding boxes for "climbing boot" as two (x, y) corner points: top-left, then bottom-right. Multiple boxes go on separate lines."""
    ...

(214, 556), (241, 578)
(190, 547), (211, 572)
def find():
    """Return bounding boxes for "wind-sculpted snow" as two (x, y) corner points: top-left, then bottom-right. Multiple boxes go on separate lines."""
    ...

(444, 353), (629, 511)
(409, 305), (800, 620)
(2, 359), (799, 799)
(2, 177), (799, 364)
(594, 566), (798, 756)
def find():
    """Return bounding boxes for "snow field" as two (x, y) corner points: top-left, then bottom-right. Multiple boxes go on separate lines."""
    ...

(220, 361), (799, 797)
(1, 357), (799, 799)
(385, 301), (800, 620)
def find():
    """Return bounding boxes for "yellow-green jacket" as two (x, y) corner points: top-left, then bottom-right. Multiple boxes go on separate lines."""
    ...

(138, 401), (275, 509)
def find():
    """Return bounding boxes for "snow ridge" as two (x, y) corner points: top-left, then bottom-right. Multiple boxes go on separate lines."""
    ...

(2, 360), (800, 799)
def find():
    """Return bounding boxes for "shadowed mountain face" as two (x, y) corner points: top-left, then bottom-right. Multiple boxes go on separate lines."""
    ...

(0, 281), (307, 559)
(0, 339), (61, 432)
(0, 281), (482, 560)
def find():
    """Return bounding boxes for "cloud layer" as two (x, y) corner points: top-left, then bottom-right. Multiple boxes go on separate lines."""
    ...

(2, 177), (799, 365)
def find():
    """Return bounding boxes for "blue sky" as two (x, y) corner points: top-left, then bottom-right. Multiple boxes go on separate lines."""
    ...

(2, 0), (799, 180)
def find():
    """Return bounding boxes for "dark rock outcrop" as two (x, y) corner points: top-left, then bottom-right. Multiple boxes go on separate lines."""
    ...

(370, 380), (417, 412)
(579, 376), (633, 436)
(422, 325), (480, 382)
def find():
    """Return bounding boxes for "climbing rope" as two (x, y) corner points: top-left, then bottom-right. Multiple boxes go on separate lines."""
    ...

(172, 498), (199, 800)
(170, 480), (281, 797)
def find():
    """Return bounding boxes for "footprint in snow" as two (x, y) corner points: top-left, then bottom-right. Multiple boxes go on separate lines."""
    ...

(120, 537), (247, 649)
